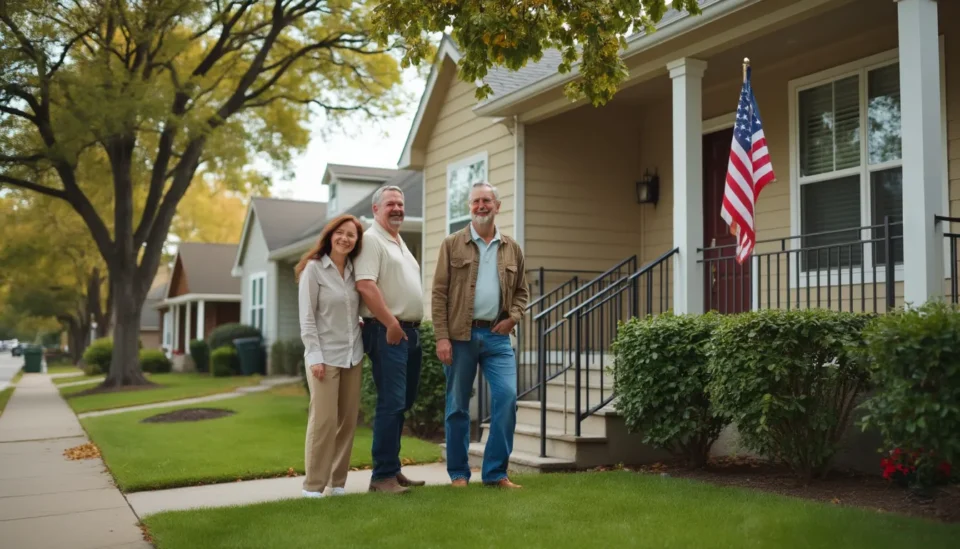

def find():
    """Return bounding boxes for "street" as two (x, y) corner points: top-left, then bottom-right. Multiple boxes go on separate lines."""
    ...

(0, 352), (23, 392)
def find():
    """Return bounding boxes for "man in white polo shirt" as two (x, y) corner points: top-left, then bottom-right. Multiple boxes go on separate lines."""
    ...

(354, 184), (425, 494)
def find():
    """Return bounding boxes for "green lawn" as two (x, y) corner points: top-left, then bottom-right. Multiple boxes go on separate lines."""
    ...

(46, 364), (83, 375)
(0, 387), (14, 417)
(60, 373), (262, 413)
(143, 471), (959, 549)
(82, 389), (442, 492)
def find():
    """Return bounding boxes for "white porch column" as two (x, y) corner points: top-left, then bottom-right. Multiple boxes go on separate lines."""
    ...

(196, 300), (206, 341)
(898, 0), (944, 305)
(184, 301), (192, 345)
(668, 58), (708, 315)
(172, 304), (180, 352)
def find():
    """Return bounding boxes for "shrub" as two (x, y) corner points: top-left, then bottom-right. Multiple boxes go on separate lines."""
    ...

(613, 312), (726, 467)
(358, 321), (447, 438)
(210, 346), (237, 377)
(860, 300), (960, 490)
(82, 337), (113, 376)
(707, 309), (873, 481)
(271, 339), (305, 376)
(207, 323), (263, 353)
(189, 340), (210, 373)
(139, 349), (172, 373)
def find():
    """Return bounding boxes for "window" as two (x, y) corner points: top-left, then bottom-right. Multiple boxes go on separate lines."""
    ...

(446, 152), (488, 234)
(328, 183), (338, 213)
(795, 58), (903, 271)
(249, 273), (265, 330)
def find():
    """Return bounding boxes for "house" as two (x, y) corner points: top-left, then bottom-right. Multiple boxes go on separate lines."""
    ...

(403, 0), (957, 471)
(140, 264), (170, 349)
(230, 166), (423, 372)
(157, 243), (241, 366)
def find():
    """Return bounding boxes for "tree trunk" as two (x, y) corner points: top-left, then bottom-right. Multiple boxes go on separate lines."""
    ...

(100, 266), (150, 387)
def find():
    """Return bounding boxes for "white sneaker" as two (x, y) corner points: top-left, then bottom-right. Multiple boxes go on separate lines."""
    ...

(302, 489), (325, 498)
(330, 487), (346, 496)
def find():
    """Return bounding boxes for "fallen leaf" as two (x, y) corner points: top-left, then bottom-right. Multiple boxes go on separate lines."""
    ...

(63, 442), (100, 460)
(831, 498), (841, 505)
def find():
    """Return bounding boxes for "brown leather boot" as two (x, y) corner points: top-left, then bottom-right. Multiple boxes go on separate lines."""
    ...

(397, 471), (426, 487)
(368, 477), (410, 494)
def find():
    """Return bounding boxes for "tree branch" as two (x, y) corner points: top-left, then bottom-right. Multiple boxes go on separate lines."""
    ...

(0, 174), (67, 200)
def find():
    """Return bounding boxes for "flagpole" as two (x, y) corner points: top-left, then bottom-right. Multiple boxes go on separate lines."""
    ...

(742, 57), (750, 83)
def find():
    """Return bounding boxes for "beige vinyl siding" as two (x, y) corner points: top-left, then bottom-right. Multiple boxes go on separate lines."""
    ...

(422, 78), (516, 320)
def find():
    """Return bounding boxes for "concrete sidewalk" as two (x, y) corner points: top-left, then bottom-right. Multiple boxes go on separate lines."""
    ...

(128, 462), (470, 517)
(0, 374), (150, 549)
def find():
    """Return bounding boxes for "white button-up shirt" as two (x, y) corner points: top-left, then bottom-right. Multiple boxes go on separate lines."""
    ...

(298, 255), (364, 368)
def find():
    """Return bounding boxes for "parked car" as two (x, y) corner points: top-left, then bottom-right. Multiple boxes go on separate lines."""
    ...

(11, 343), (24, 357)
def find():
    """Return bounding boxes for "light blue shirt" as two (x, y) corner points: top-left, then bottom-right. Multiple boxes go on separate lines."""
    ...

(470, 223), (501, 321)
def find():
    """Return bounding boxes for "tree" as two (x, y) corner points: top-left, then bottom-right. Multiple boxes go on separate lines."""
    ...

(0, 191), (110, 363)
(0, 1), (404, 387)
(165, 177), (252, 263)
(373, 0), (701, 107)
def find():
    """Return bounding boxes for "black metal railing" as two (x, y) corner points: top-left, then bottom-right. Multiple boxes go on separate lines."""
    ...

(561, 248), (678, 439)
(936, 215), (960, 304)
(526, 267), (603, 298)
(699, 217), (903, 313)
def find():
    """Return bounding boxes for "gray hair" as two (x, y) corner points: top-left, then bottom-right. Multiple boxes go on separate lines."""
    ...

(371, 185), (404, 206)
(470, 181), (499, 201)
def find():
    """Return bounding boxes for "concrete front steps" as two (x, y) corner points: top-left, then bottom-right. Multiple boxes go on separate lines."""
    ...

(442, 368), (671, 474)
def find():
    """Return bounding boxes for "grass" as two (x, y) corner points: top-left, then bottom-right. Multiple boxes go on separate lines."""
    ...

(81, 387), (442, 492)
(143, 471), (960, 549)
(60, 373), (262, 413)
(46, 363), (84, 375)
(52, 375), (103, 386)
(0, 368), (24, 417)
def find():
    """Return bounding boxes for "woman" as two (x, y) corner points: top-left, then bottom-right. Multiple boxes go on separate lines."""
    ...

(295, 214), (366, 498)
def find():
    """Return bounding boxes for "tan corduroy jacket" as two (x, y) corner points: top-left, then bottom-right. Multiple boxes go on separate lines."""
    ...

(431, 225), (529, 342)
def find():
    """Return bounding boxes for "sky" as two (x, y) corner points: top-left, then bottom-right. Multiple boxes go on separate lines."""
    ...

(269, 68), (427, 204)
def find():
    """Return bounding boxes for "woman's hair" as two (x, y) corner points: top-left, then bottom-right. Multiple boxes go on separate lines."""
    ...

(294, 214), (364, 283)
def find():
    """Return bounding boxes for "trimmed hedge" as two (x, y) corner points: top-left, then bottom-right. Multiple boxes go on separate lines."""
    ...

(613, 312), (726, 467)
(139, 349), (172, 374)
(860, 300), (960, 489)
(706, 309), (873, 481)
(189, 339), (209, 373)
(82, 337), (112, 376)
(211, 346), (237, 377)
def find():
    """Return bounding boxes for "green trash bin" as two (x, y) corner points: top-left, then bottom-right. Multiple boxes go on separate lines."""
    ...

(233, 337), (263, 376)
(23, 346), (43, 373)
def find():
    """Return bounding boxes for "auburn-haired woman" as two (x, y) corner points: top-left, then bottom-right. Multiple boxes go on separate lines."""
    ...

(295, 214), (366, 498)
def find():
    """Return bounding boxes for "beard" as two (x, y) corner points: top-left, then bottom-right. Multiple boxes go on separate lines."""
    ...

(471, 212), (493, 225)
(387, 213), (404, 227)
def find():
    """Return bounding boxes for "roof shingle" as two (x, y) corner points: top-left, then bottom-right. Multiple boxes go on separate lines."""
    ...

(251, 197), (327, 251)
(175, 242), (241, 295)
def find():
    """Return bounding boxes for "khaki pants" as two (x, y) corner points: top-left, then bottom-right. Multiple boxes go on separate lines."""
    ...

(303, 362), (363, 492)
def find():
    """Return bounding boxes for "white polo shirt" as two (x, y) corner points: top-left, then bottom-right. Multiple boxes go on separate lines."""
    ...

(354, 221), (424, 322)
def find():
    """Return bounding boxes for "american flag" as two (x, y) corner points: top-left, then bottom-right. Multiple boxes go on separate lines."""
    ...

(721, 65), (775, 264)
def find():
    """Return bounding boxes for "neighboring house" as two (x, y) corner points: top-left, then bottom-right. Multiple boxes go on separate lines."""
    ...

(402, 0), (958, 471)
(140, 264), (170, 349)
(157, 243), (241, 363)
(231, 168), (423, 373)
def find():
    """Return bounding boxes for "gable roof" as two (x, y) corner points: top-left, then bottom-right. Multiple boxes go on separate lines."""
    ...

(325, 164), (399, 183)
(167, 243), (241, 297)
(342, 170), (423, 221)
(232, 197), (327, 274)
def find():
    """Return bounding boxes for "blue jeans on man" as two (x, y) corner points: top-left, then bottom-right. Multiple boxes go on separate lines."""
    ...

(364, 320), (422, 482)
(444, 327), (517, 484)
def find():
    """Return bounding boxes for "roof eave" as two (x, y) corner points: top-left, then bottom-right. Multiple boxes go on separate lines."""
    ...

(471, 0), (752, 117)
(231, 202), (257, 277)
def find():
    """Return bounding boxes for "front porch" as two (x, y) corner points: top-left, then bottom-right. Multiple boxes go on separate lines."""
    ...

(481, 0), (957, 471)
(159, 296), (241, 365)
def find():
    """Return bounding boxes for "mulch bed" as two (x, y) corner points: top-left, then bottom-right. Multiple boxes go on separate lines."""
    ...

(613, 457), (960, 523)
(141, 408), (236, 423)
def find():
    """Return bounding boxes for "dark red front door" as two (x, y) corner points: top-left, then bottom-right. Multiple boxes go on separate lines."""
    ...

(702, 128), (751, 313)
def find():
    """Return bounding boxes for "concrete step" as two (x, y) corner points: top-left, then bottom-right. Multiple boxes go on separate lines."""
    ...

(441, 443), (577, 474)
(515, 401), (609, 436)
(545, 378), (614, 408)
(481, 422), (607, 460)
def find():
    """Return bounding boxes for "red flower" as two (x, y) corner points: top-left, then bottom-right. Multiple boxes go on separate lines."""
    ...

(938, 461), (952, 477)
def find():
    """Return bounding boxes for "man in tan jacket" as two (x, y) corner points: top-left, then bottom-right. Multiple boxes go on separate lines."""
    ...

(432, 181), (528, 489)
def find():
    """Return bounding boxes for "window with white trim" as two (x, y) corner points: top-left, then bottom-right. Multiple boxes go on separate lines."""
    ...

(446, 152), (488, 234)
(795, 59), (903, 271)
(328, 183), (338, 213)
(249, 273), (265, 330)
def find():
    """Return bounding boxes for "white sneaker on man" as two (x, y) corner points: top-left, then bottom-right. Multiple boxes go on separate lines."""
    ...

(330, 487), (347, 496)
(302, 489), (325, 498)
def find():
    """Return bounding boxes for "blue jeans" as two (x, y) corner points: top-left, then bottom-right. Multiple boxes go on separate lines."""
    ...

(444, 327), (517, 484)
(364, 321), (422, 481)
